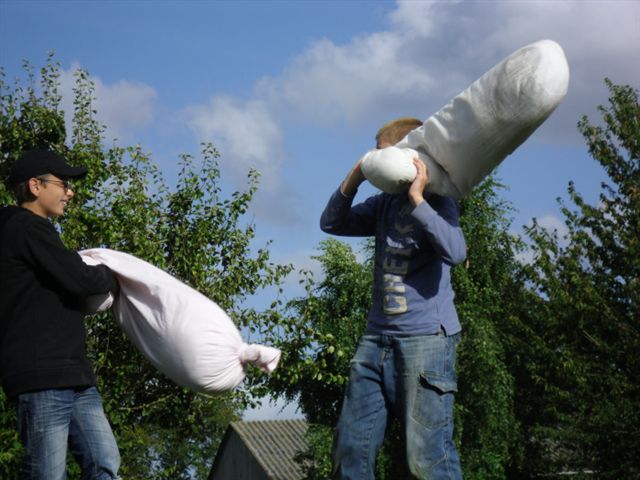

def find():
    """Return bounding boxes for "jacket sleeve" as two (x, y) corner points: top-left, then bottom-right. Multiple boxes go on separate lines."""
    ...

(320, 186), (379, 237)
(411, 195), (467, 266)
(23, 218), (116, 297)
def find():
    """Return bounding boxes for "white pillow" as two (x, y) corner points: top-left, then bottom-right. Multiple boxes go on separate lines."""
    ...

(360, 146), (417, 194)
(374, 39), (569, 198)
(80, 248), (280, 393)
(360, 147), (462, 198)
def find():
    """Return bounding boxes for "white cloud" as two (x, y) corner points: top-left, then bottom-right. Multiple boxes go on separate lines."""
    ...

(515, 247), (535, 266)
(518, 214), (570, 257)
(95, 80), (156, 141)
(516, 213), (570, 265)
(256, 0), (639, 138)
(278, 249), (323, 289)
(535, 214), (569, 240)
(256, 31), (435, 124)
(388, 0), (450, 37)
(183, 95), (305, 224)
(185, 95), (285, 191)
(57, 63), (157, 143)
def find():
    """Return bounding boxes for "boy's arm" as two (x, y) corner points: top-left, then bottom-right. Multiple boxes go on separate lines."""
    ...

(409, 159), (467, 265)
(340, 155), (367, 197)
(23, 219), (117, 297)
(320, 155), (377, 237)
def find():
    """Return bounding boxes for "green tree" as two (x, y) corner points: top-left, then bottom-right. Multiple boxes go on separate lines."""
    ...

(1, 56), (290, 478)
(452, 177), (523, 479)
(521, 80), (639, 478)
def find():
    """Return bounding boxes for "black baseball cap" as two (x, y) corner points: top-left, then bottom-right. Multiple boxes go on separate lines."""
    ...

(8, 149), (88, 185)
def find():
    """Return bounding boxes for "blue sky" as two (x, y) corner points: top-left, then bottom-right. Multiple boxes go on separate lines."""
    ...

(2, 0), (639, 419)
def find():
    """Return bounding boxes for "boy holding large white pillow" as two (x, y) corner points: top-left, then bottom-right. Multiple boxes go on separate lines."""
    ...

(0, 149), (121, 478)
(321, 118), (465, 479)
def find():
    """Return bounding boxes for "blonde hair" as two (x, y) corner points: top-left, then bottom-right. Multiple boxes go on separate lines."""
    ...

(375, 117), (423, 146)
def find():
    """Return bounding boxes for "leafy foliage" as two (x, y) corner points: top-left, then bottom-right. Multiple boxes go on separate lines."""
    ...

(520, 79), (639, 478)
(266, 238), (372, 426)
(0, 56), (290, 478)
(452, 177), (523, 479)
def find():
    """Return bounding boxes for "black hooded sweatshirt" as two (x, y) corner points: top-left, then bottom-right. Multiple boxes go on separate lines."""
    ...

(0, 206), (116, 399)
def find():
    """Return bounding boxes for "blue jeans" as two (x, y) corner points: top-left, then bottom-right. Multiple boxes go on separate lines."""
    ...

(16, 387), (121, 480)
(332, 331), (462, 479)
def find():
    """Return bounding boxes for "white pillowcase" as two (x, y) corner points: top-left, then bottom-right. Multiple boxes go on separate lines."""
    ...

(363, 39), (570, 197)
(80, 248), (280, 393)
(360, 147), (417, 194)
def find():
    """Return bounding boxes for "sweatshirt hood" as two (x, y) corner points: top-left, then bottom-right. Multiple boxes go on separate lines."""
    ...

(0, 205), (27, 234)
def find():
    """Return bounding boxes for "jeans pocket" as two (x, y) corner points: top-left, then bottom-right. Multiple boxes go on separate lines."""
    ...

(411, 373), (457, 429)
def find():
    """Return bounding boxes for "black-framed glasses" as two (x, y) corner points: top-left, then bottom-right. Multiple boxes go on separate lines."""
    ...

(37, 177), (73, 192)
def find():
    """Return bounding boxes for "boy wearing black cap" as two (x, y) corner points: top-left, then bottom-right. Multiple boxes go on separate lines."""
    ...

(0, 149), (121, 479)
